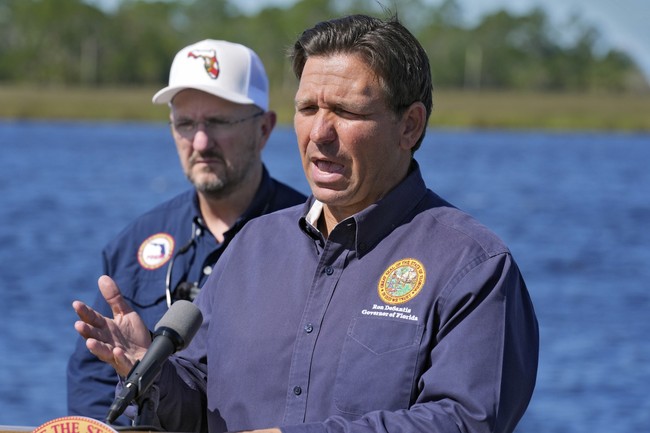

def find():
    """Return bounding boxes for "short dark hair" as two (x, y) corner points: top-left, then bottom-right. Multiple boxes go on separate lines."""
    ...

(290, 14), (433, 152)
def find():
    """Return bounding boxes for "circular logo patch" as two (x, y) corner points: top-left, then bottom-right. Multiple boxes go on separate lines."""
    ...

(137, 233), (175, 270)
(33, 416), (117, 433)
(378, 258), (426, 305)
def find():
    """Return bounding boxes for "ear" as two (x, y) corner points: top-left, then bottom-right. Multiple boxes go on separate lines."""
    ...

(258, 110), (277, 151)
(398, 102), (427, 152)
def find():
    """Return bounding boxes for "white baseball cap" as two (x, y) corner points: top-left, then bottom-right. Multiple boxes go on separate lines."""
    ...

(152, 39), (269, 111)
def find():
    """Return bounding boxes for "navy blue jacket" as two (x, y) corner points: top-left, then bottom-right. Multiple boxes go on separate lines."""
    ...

(67, 166), (305, 424)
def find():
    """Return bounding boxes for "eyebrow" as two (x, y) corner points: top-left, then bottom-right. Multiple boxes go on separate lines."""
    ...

(294, 97), (313, 107)
(294, 97), (371, 113)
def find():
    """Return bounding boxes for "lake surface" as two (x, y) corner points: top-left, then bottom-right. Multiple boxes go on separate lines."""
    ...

(0, 120), (649, 431)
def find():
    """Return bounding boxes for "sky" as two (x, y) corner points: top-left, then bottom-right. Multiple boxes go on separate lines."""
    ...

(241, 0), (650, 82)
(90, 0), (650, 81)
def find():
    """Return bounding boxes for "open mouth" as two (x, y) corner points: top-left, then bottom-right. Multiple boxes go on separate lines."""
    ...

(314, 159), (344, 174)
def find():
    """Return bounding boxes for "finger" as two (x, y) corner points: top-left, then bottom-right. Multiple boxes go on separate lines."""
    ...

(112, 345), (136, 377)
(72, 300), (89, 320)
(72, 300), (104, 328)
(98, 275), (134, 319)
(86, 337), (118, 365)
(74, 319), (95, 340)
(74, 316), (112, 349)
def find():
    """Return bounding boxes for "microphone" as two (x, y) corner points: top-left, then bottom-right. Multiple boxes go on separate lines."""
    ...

(105, 300), (203, 425)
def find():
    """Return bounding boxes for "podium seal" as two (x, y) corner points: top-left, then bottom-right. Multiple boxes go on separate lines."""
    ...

(33, 416), (118, 433)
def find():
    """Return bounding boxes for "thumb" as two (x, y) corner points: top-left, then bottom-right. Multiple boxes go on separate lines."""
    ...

(98, 275), (134, 319)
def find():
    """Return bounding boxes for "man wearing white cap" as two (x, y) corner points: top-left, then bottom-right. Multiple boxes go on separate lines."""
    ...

(67, 39), (305, 424)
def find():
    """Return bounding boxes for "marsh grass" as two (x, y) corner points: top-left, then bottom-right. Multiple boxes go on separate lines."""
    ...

(1, 85), (648, 131)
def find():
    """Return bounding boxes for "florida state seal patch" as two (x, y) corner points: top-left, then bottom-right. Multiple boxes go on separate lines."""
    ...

(137, 233), (175, 270)
(378, 258), (426, 305)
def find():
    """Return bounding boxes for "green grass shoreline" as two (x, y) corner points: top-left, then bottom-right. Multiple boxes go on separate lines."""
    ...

(2, 85), (649, 131)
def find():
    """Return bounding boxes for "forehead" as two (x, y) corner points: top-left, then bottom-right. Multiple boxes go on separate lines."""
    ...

(296, 54), (384, 105)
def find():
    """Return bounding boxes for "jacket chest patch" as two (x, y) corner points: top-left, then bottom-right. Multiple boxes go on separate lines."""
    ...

(137, 233), (175, 270)
(378, 258), (426, 305)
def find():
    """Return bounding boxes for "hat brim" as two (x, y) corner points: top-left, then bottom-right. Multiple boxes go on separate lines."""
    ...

(152, 84), (257, 106)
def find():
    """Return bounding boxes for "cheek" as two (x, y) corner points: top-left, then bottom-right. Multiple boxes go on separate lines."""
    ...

(175, 141), (193, 165)
(294, 119), (311, 157)
(342, 126), (391, 184)
(294, 115), (311, 143)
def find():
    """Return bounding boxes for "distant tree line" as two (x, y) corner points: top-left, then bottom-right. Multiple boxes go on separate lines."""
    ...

(0, 0), (647, 93)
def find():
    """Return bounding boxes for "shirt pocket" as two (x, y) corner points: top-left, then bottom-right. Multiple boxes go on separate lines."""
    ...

(333, 316), (424, 415)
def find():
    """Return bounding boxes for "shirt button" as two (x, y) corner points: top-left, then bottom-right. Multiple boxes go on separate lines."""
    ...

(304, 323), (313, 333)
(293, 386), (302, 395)
(325, 266), (334, 275)
(203, 266), (212, 275)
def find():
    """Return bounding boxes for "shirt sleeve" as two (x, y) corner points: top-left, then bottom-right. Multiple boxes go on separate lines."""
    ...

(282, 253), (539, 433)
(153, 287), (213, 433)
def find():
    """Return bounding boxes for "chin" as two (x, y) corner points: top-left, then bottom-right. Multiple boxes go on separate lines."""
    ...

(193, 176), (226, 193)
(312, 188), (349, 206)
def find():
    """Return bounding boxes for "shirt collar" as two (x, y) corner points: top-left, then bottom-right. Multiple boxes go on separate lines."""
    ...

(229, 165), (275, 233)
(190, 192), (207, 236)
(192, 165), (276, 242)
(305, 200), (324, 227)
(298, 199), (325, 247)
(298, 160), (428, 257)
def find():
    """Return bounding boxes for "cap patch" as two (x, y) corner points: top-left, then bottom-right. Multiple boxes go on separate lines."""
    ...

(137, 233), (175, 270)
(378, 258), (426, 305)
(188, 49), (220, 79)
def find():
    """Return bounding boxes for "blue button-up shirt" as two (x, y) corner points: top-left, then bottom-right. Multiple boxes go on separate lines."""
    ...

(67, 166), (305, 424)
(155, 162), (539, 433)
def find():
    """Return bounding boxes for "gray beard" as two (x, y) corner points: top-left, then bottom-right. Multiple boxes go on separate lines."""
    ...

(191, 176), (237, 200)
(186, 136), (260, 201)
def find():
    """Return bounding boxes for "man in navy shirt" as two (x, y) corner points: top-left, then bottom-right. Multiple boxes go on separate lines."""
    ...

(67, 39), (305, 424)
(73, 15), (538, 433)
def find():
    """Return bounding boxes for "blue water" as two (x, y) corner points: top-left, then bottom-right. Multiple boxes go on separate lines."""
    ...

(1, 120), (649, 431)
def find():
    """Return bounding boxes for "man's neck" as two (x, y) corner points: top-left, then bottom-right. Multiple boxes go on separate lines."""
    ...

(197, 167), (262, 243)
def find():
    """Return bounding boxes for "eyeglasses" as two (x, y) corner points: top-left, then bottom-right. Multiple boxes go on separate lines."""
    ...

(171, 111), (264, 137)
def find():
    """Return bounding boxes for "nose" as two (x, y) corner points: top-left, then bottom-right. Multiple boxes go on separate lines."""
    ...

(309, 110), (337, 145)
(192, 127), (211, 152)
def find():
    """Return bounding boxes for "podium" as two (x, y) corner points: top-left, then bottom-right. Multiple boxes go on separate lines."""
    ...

(0, 427), (32, 433)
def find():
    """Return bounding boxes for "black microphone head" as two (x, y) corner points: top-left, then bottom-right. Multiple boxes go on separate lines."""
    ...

(154, 300), (203, 351)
